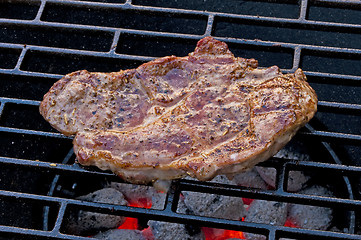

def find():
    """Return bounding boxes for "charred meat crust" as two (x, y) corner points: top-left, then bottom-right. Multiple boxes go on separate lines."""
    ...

(40, 37), (317, 183)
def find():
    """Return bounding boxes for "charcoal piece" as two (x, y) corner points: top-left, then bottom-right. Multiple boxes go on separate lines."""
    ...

(231, 168), (268, 189)
(182, 175), (245, 220)
(246, 200), (288, 225)
(151, 188), (190, 212)
(256, 147), (310, 192)
(65, 188), (128, 235)
(182, 190), (245, 220)
(256, 166), (310, 192)
(244, 200), (288, 240)
(108, 182), (163, 209)
(151, 191), (167, 210)
(288, 185), (333, 230)
(93, 229), (146, 240)
(148, 220), (205, 240)
(108, 182), (156, 201)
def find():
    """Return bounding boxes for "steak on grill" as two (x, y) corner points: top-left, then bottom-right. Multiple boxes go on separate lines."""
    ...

(40, 37), (317, 184)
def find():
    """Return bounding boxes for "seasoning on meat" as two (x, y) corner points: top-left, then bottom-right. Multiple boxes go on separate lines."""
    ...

(40, 37), (317, 184)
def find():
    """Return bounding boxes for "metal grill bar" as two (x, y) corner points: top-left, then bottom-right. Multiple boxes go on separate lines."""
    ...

(1, 156), (361, 208)
(0, 185), (360, 240)
(0, 0), (360, 239)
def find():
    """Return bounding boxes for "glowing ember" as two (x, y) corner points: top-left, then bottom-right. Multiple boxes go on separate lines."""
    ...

(202, 227), (245, 240)
(284, 219), (299, 228)
(128, 198), (152, 209)
(117, 217), (139, 230)
(242, 198), (254, 205)
(117, 197), (152, 230)
(142, 227), (155, 240)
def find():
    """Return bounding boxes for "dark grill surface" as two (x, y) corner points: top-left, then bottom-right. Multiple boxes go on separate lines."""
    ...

(0, 0), (361, 239)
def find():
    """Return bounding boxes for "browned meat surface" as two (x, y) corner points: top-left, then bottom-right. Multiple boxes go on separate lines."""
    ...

(40, 37), (317, 184)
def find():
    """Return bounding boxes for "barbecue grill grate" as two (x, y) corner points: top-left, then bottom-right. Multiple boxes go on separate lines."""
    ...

(0, 0), (361, 239)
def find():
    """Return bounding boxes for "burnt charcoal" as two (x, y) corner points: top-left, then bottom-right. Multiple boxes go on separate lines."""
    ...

(231, 168), (268, 189)
(93, 229), (146, 240)
(287, 185), (333, 230)
(64, 188), (127, 235)
(244, 200), (288, 240)
(182, 175), (245, 220)
(148, 220), (205, 240)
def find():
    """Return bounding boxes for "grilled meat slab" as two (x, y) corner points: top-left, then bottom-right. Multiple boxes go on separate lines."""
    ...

(40, 37), (317, 183)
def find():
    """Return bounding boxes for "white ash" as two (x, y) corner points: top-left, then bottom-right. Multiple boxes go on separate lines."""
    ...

(209, 174), (236, 184)
(65, 188), (128, 235)
(287, 185), (333, 230)
(231, 168), (268, 190)
(148, 220), (205, 240)
(274, 147), (310, 161)
(93, 229), (145, 240)
(182, 175), (245, 220)
(244, 200), (288, 240)
(256, 167), (310, 192)
(151, 191), (167, 210)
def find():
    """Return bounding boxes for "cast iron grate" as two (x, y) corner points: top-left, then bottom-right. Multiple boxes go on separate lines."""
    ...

(0, 0), (361, 239)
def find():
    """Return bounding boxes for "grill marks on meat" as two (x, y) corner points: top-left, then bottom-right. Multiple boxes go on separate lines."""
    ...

(40, 37), (317, 183)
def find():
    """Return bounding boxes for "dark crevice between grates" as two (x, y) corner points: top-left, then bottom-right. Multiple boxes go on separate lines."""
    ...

(309, 0), (361, 24)
(310, 83), (361, 104)
(20, 50), (146, 75)
(306, 73), (361, 87)
(0, 103), (55, 132)
(133, 0), (300, 19)
(0, 198), (55, 231)
(75, 0), (126, 3)
(0, 1), (40, 20)
(213, 18), (361, 50)
(226, 42), (294, 69)
(301, 50), (361, 76)
(0, 74), (57, 101)
(314, 112), (361, 135)
(41, 3), (208, 35)
(0, 25), (114, 52)
(116, 34), (199, 57)
(0, 164), (60, 238)
(0, 48), (21, 69)
(0, 132), (72, 163)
